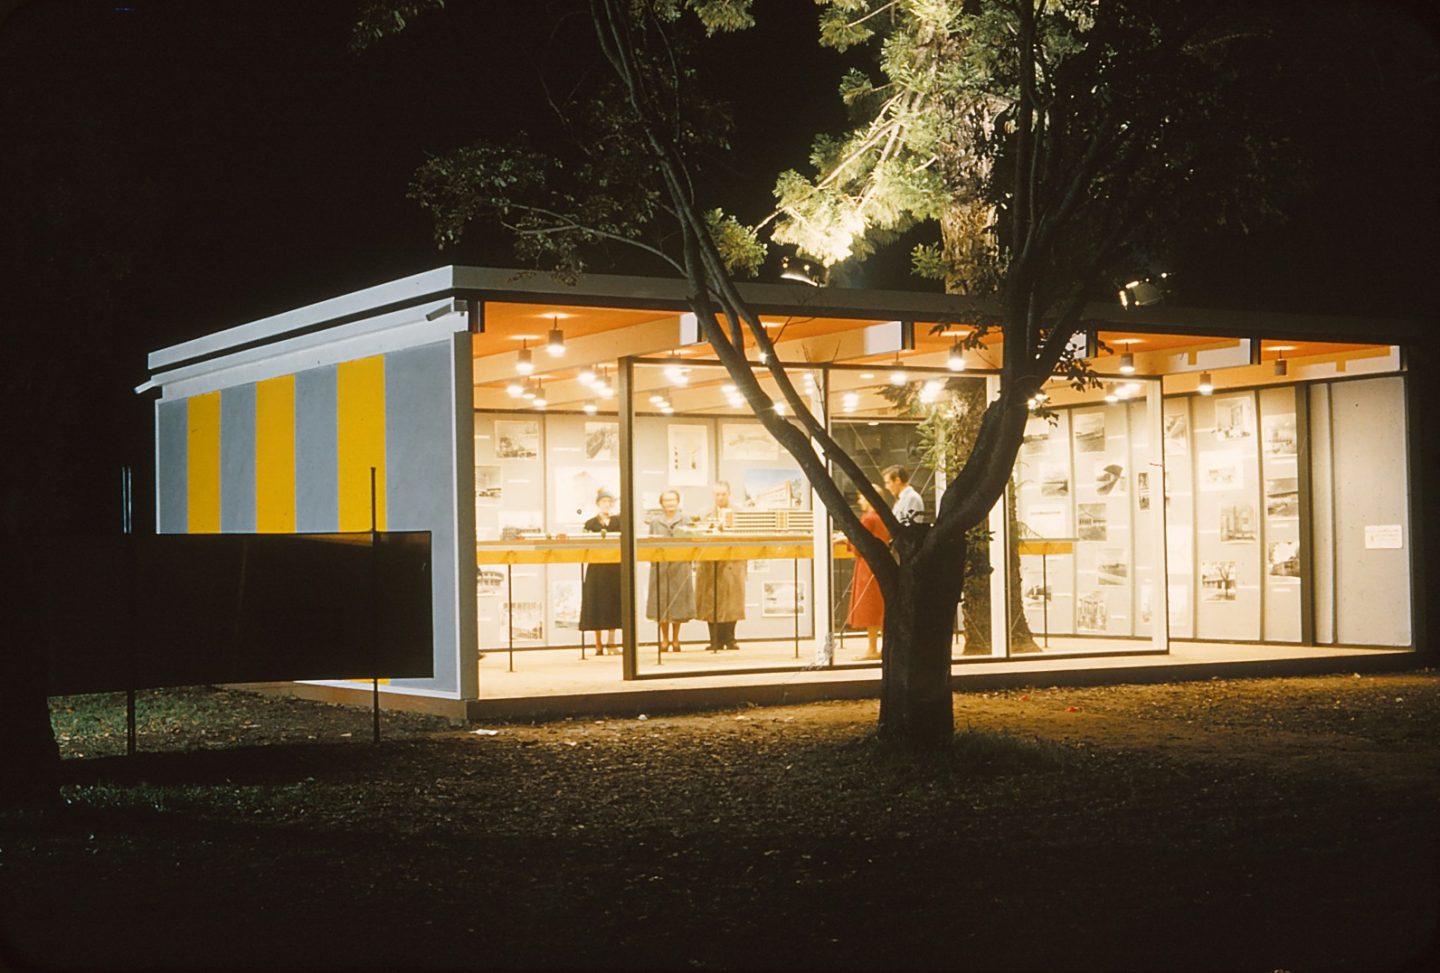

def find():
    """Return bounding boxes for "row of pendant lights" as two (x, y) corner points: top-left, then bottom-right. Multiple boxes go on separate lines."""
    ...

(514, 317), (568, 375)
(503, 329), (1280, 411)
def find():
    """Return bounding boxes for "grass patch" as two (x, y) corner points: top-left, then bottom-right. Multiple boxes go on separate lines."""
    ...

(950, 725), (1075, 774)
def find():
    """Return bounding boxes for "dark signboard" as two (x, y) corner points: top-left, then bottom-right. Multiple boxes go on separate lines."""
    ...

(40, 532), (432, 695)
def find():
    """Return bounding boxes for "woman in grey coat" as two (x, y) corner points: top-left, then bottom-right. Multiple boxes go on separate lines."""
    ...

(645, 489), (695, 651)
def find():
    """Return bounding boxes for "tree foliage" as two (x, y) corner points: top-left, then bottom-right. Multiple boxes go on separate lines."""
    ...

(773, 0), (1298, 303)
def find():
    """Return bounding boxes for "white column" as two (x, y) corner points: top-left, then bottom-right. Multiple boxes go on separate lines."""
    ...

(810, 368), (832, 658)
(1147, 377), (1170, 653)
(987, 374), (1008, 656)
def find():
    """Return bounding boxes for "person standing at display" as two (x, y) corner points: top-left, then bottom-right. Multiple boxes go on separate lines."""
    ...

(645, 489), (695, 652)
(883, 465), (926, 525)
(578, 488), (623, 656)
(695, 480), (746, 652)
(847, 487), (890, 660)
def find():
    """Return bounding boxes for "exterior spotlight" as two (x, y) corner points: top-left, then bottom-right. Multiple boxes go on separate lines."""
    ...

(1197, 371), (1214, 395)
(947, 343), (966, 371)
(779, 255), (825, 286)
(515, 341), (534, 374)
(506, 380), (524, 398)
(1119, 278), (1166, 308)
(1120, 352), (1135, 375)
(582, 402), (598, 415)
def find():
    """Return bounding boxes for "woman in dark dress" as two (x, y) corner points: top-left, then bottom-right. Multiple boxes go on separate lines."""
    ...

(579, 489), (623, 655)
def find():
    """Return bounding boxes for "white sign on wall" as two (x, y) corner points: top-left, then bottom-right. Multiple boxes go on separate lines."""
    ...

(1364, 524), (1403, 550)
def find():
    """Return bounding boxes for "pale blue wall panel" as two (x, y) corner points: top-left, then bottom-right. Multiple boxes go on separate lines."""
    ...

(384, 341), (458, 695)
(295, 365), (339, 533)
(157, 399), (187, 534)
(220, 384), (257, 533)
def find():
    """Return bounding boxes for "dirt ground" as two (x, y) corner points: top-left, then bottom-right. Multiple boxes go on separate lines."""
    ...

(3, 670), (1438, 971)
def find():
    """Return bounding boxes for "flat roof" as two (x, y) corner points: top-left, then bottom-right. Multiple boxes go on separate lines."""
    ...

(147, 265), (1424, 375)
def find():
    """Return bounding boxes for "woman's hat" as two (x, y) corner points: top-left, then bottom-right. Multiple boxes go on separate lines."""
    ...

(596, 488), (615, 502)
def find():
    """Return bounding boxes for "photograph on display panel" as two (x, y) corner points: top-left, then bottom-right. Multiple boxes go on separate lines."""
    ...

(495, 420), (540, 459)
(1076, 592), (1108, 632)
(1078, 503), (1107, 541)
(1268, 540), (1302, 579)
(1200, 561), (1239, 603)
(1220, 503), (1258, 543)
(1200, 451), (1243, 491)
(667, 424), (709, 485)
(722, 423), (780, 460)
(1265, 476), (1300, 517)
(502, 600), (545, 641)
(1213, 396), (1255, 441)
(1261, 414), (1298, 455)
(1137, 471), (1170, 511)
(744, 468), (807, 510)
(1039, 463), (1069, 497)
(585, 422), (618, 461)
(1094, 461), (1125, 496)
(554, 466), (620, 523)
(1097, 550), (1128, 586)
(1074, 413), (1106, 453)
(1163, 412), (1189, 454)
(552, 580), (582, 630)
(1022, 416), (1055, 451)
(474, 465), (502, 503)
(762, 580), (807, 617)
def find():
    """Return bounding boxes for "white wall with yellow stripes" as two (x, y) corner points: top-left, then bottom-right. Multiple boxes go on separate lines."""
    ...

(154, 336), (478, 699)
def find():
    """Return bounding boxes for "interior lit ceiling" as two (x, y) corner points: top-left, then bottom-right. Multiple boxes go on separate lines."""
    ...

(472, 302), (1394, 415)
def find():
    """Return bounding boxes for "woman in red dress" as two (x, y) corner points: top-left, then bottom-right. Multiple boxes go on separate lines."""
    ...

(847, 487), (890, 660)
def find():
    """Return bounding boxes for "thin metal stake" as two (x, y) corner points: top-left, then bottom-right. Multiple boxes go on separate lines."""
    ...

(122, 465), (137, 757)
(371, 467), (380, 745)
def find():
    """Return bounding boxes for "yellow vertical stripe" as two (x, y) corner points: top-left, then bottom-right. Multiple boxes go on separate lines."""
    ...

(255, 375), (296, 532)
(337, 355), (387, 532)
(186, 391), (221, 533)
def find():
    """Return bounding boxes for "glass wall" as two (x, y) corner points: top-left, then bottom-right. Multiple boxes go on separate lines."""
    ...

(1011, 377), (1166, 654)
(470, 343), (1411, 688)
(628, 359), (825, 674)
(824, 365), (985, 660)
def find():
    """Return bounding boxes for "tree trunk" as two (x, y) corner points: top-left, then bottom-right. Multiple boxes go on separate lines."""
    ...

(877, 529), (966, 749)
(960, 487), (1039, 653)
(1, 488), (62, 810)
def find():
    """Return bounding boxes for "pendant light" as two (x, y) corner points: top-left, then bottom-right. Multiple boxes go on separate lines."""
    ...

(515, 340), (534, 375)
(546, 316), (565, 357)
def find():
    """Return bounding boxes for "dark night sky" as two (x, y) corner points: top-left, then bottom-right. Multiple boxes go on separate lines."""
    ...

(1, 0), (1436, 531)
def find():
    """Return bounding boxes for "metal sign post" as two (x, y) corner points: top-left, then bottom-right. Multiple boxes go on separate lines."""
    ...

(370, 467), (381, 745)
(122, 465), (137, 757)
